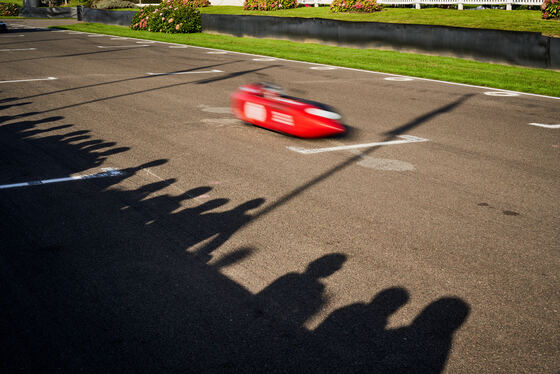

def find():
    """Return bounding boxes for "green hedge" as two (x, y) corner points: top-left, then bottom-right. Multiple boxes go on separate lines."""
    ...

(0, 2), (20, 16)
(541, 0), (560, 19)
(330, 0), (381, 13)
(243, 0), (298, 11)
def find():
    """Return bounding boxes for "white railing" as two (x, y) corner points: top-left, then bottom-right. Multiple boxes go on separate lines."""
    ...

(140, 0), (543, 8)
(299, 0), (542, 9)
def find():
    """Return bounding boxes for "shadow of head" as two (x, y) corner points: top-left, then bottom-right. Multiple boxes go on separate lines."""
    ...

(413, 297), (470, 335)
(234, 198), (265, 213)
(305, 253), (347, 278)
(369, 287), (410, 315)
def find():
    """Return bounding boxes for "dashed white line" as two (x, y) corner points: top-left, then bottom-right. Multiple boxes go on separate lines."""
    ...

(146, 69), (224, 76)
(97, 45), (150, 48)
(287, 135), (429, 154)
(385, 77), (414, 81)
(0, 168), (123, 190)
(484, 91), (520, 97)
(0, 48), (36, 52)
(0, 77), (57, 84)
(529, 123), (560, 129)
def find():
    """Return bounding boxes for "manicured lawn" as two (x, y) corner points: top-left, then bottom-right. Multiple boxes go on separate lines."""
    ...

(51, 23), (560, 97)
(200, 6), (560, 37)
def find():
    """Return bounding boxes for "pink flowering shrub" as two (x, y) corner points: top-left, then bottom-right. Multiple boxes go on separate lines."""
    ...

(330, 0), (381, 13)
(165, 0), (210, 7)
(243, 0), (298, 11)
(541, 0), (560, 19)
(130, 1), (201, 33)
(0, 3), (20, 16)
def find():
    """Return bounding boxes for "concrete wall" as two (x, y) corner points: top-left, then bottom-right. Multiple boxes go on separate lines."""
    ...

(202, 14), (559, 69)
(550, 37), (560, 69)
(21, 6), (77, 18)
(81, 8), (135, 26)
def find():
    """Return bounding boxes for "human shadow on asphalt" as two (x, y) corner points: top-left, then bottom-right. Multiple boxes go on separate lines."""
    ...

(0, 106), (470, 373)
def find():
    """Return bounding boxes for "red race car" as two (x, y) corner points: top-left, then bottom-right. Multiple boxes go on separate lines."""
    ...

(231, 83), (346, 138)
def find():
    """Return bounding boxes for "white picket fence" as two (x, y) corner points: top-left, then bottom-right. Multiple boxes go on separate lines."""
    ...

(298, 0), (543, 9)
(138, 0), (544, 8)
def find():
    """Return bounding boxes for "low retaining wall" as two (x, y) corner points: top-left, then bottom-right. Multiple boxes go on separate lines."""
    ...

(202, 14), (559, 69)
(20, 6), (77, 18)
(81, 8), (135, 26)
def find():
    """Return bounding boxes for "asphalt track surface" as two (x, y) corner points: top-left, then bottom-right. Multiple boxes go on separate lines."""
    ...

(1, 20), (559, 373)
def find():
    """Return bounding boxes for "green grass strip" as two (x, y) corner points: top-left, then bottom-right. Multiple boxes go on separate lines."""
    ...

(52, 23), (560, 97)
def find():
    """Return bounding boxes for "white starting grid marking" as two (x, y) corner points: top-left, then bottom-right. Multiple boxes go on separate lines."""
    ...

(0, 34), (25, 38)
(529, 123), (560, 129)
(0, 48), (37, 52)
(385, 77), (415, 82)
(0, 77), (57, 84)
(288, 135), (429, 154)
(146, 69), (224, 76)
(97, 45), (150, 48)
(0, 168), (123, 190)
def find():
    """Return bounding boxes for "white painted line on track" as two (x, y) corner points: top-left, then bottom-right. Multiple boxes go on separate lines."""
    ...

(0, 34), (25, 37)
(208, 51), (228, 54)
(137, 40), (155, 44)
(87, 34), (105, 37)
(169, 45), (188, 48)
(253, 58), (277, 61)
(0, 48), (36, 52)
(0, 77), (57, 84)
(146, 69), (224, 76)
(111, 37), (128, 40)
(288, 135), (429, 154)
(97, 45), (150, 48)
(310, 66), (338, 70)
(484, 91), (520, 97)
(385, 77), (414, 81)
(529, 123), (560, 129)
(0, 168), (123, 190)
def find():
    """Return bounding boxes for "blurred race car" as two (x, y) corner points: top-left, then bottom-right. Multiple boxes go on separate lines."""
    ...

(0, 22), (7, 33)
(231, 83), (346, 138)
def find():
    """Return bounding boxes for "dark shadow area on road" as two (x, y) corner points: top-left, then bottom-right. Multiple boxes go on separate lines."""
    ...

(0, 37), (85, 47)
(7, 61), (242, 103)
(0, 65), (279, 122)
(0, 95), (470, 373)
(194, 65), (280, 85)
(0, 46), (165, 64)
